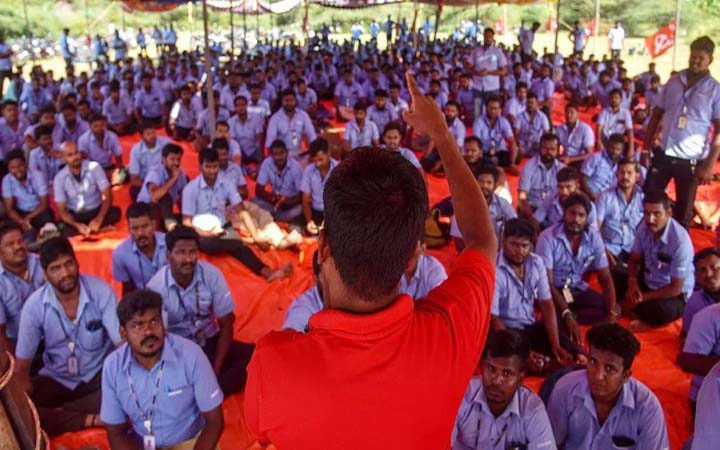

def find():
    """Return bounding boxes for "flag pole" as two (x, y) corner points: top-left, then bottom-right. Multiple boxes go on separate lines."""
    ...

(672, 0), (681, 70)
(202, 0), (216, 138)
(553, 0), (561, 54)
(593, 0), (600, 55)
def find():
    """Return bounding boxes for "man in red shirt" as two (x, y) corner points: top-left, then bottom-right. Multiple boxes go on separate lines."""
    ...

(244, 72), (498, 449)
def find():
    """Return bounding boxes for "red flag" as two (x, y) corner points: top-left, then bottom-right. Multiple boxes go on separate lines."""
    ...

(493, 19), (505, 34)
(545, 16), (557, 32)
(588, 17), (597, 36)
(646, 21), (676, 59)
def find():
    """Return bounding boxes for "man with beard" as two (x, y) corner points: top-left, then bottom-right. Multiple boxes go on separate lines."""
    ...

(301, 138), (337, 236)
(254, 140), (304, 223)
(14, 237), (121, 437)
(137, 143), (187, 231)
(513, 92), (550, 158)
(644, 36), (720, 228)
(52, 102), (89, 148)
(129, 122), (171, 201)
(548, 323), (668, 450)
(472, 96), (518, 174)
(581, 133), (626, 200)
(533, 166), (598, 231)
(101, 290), (224, 450)
(452, 330), (556, 450)
(489, 219), (575, 373)
(626, 191), (694, 329)
(518, 133), (566, 215)
(422, 100), (466, 174)
(112, 203), (168, 296)
(184, 148), (291, 281)
(0, 223), (46, 352)
(536, 193), (618, 344)
(265, 89), (317, 157)
(366, 89), (398, 134)
(2, 149), (54, 242)
(343, 101), (380, 150)
(147, 226), (255, 395)
(682, 249), (720, 335)
(78, 114), (124, 173)
(451, 167), (515, 251)
(54, 142), (121, 237)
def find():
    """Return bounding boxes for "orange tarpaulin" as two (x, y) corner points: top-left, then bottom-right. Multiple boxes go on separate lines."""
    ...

(50, 93), (718, 450)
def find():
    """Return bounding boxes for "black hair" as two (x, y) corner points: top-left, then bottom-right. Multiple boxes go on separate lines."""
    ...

(109, 79), (121, 91)
(211, 138), (230, 152)
(323, 147), (428, 301)
(2, 100), (18, 108)
(165, 225), (199, 252)
(234, 95), (248, 105)
(643, 190), (672, 210)
(557, 166), (580, 183)
(477, 166), (499, 183)
(4, 149), (26, 165)
(309, 138), (329, 157)
(269, 139), (288, 153)
(382, 121), (405, 138)
(562, 192), (592, 215)
(199, 147), (219, 165)
(162, 143), (183, 158)
(0, 222), (23, 242)
(485, 329), (530, 364)
(117, 289), (163, 327)
(215, 120), (229, 129)
(34, 125), (53, 140)
(126, 202), (154, 221)
(375, 89), (388, 98)
(690, 36), (715, 56)
(695, 247), (720, 265)
(353, 101), (368, 111)
(609, 88), (622, 97)
(540, 132), (559, 146)
(465, 135), (482, 148)
(89, 113), (106, 123)
(515, 81), (528, 91)
(503, 218), (535, 241)
(607, 133), (626, 145)
(445, 100), (460, 110)
(40, 237), (77, 270)
(280, 89), (296, 99)
(617, 157), (638, 172)
(485, 95), (503, 107)
(586, 323), (641, 370)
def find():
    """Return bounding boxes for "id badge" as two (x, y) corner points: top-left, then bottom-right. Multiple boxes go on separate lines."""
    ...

(196, 327), (207, 348)
(562, 286), (574, 305)
(143, 435), (156, 450)
(677, 114), (687, 129)
(67, 355), (79, 376)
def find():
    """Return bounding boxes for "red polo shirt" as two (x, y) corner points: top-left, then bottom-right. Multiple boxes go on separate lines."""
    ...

(244, 249), (494, 449)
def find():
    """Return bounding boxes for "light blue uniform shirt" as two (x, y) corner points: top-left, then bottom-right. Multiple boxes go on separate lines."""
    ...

(452, 378), (557, 450)
(295, 88), (318, 112)
(15, 275), (121, 389)
(101, 334), (224, 448)
(29, 147), (64, 192)
(515, 110), (550, 156)
(196, 108), (230, 137)
(631, 219), (695, 295)
(556, 121), (595, 157)
(595, 185), (644, 255)
(0, 254), (45, 339)
(334, 81), (364, 107)
(366, 105), (398, 134)
(53, 160), (110, 212)
(344, 120), (379, 149)
(146, 261), (235, 343)
(693, 361), (720, 449)
(129, 136), (171, 179)
(134, 87), (165, 118)
(492, 251), (552, 329)
(77, 130), (122, 168)
(137, 165), (188, 204)
(112, 233), (168, 290)
(219, 162), (247, 190)
(52, 117), (89, 147)
(447, 117), (467, 149)
(683, 303), (720, 401)
(181, 175), (241, 222)
(469, 45), (507, 92)
(534, 194), (598, 231)
(228, 113), (264, 158)
(102, 96), (133, 125)
(0, 117), (29, 156)
(548, 370), (669, 450)
(656, 70), (720, 160)
(503, 97), (526, 122)
(682, 290), (719, 336)
(519, 156), (567, 209)
(472, 116), (514, 154)
(170, 100), (201, 129)
(590, 80), (621, 108)
(597, 107), (632, 141)
(300, 159), (338, 211)
(536, 223), (609, 290)
(395, 147), (422, 168)
(2, 170), (47, 212)
(256, 157), (303, 198)
(581, 150), (621, 195)
(265, 109), (317, 156)
(283, 254), (447, 333)
(531, 77), (555, 105)
(450, 194), (517, 243)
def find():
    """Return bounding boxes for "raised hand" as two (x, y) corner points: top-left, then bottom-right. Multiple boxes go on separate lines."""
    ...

(402, 72), (447, 139)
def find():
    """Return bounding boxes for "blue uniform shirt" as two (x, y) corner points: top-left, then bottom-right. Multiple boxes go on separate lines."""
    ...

(536, 223), (609, 290)
(15, 275), (121, 389)
(452, 377), (557, 450)
(77, 130), (122, 169)
(101, 334), (224, 448)
(112, 233), (168, 290)
(693, 361), (720, 449)
(300, 159), (338, 211)
(146, 261), (235, 343)
(53, 160), (110, 212)
(682, 303), (720, 401)
(256, 157), (304, 198)
(595, 186), (644, 255)
(334, 81), (364, 107)
(134, 87), (165, 118)
(129, 136), (171, 180)
(137, 165), (188, 204)
(518, 156), (567, 209)
(597, 107), (633, 141)
(29, 147), (64, 192)
(581, 150), (621, 195)
(556, 121), (595, 157)
(683, 290), (720, 336)
(344, 120), (379, 149)
(102, 96), (133, 126)
(265, 109), (317, 156)
(228, 113), (264, 159)
(282, 286), (323, 333)
(492, 251), (552, 329)
(366, 105), (398, 134)
(515, 111), (551, 156)
(0, 254), (45, 340)
(2, 170), (47, 212)
(450, 194), (517, 243)
(534, 194), (598, 230)
(548, 370), (669, 450)
(181, 175), (242, 222)
(631, 219), (695, 295)
(472, 116), (514, 154)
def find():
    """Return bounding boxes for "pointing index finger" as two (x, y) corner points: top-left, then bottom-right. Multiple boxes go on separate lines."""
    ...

(405, 71), (422, 99)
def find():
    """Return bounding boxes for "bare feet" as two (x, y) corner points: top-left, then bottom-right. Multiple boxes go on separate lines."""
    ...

(264, 263), (293, 282)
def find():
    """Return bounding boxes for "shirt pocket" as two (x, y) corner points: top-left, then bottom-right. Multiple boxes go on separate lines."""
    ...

(78, 318), (108, 352)
(161, 383), (196, 420)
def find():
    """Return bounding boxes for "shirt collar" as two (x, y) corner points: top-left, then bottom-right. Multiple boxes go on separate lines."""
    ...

(42, 274), (91, 318)
(167, 263), (204, 292)
(577, 374), (636, 415)
(131, 232), (167, 259)
(122, 335), (179, 371)
(473, 385), (522, 419)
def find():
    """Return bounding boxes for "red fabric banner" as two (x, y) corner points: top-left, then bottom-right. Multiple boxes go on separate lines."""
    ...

(493, 19), (505, 34)
(545, 15), (557, 32)
(645, 21), (676, 59)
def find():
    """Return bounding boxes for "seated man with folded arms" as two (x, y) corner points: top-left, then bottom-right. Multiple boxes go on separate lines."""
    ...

(581, 133), (625, 200)
(253, 139), (304, 223)
(183, 147), (291, 281)
(548, 323), (669, 450)
(490, 219), (575, 373)
(452, 330), (557, 450)
(14, 237), (122, 437)
(693, 361), (720, 449)
(536, 193), (619, 342)
(451, 167), (515, 252)
(625, 191), (694, 329)
(0, 223), (46, 352)
(302, 138), (338, 236)
(147, 226), (256, 394)
(245, 73), (497, 449)
(533, 166), (598, 232)
(54, 141), (121, 237)
(518, 133), (566, 216)
(556, 103), (594, 167)
(682, 248), (720, 337)
(3, 149), (54, 242)
(101, 290), (224, 450)
(137, 142), (187, 231)
(129, 122), (171, 201)
(112, 202), (168, 296)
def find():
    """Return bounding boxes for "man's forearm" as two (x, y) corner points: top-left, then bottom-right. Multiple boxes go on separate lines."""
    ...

(107, 427), (141, 450)
(302, 196), (313, 223)
(194, 409), (223, 450)
(598, 269), (618, 314)
(538, 300), (562, 348)
(213, 315), (234, 373)
(677, 352), (720, 376)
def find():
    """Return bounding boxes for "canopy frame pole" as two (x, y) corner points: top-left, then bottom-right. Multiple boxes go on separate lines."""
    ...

(21, 0), (31, 36)
(592, 0), (600, 55)
(230, 1), (235, 59)
(553, 0), (561, 55)
(433, 1), (442, 45)
(673, 0), (681, 70)
(202, 0), (216, 139)
(243, 4), (247, 51)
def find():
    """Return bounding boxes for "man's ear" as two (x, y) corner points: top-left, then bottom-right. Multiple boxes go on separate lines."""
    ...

(119, 326), (127, 342)
(317, 229), (331, 265)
